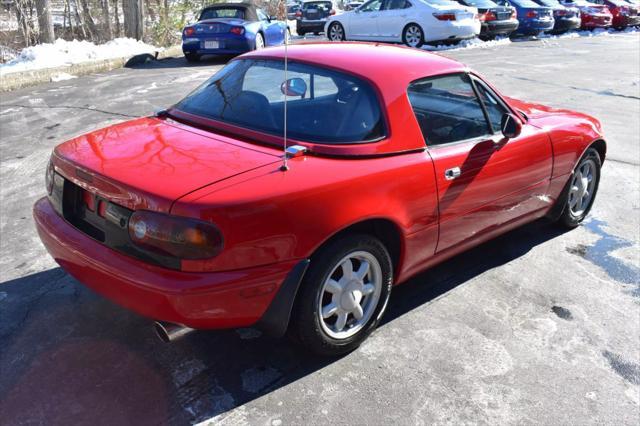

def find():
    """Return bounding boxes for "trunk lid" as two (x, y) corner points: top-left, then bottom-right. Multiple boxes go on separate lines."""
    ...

(195, 19), (245, 34)
(53, 117), (281, 212)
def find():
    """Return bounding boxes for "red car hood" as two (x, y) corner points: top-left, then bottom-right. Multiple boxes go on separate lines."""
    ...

(53, 117), (282, 212)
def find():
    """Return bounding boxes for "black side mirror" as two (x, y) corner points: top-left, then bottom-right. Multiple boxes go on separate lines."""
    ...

(501, 113), (522, 139)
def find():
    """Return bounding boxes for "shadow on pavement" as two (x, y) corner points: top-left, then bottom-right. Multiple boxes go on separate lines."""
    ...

(125, 55), (233, 70)
(0, 219), (567, 425)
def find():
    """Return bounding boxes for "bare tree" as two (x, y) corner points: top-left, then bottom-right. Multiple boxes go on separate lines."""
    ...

(123, 0), (144, 40)
(34, 0), (55, 43)
(78, 0), (99, 40)
(113, 0), (121, 37)
(100, 0), (113, 39)
(14, 0), (36, 46)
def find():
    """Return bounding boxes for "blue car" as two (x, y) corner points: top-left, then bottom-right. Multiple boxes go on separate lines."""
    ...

(182, 2), (290, 61)
(495, 0), (555, 35)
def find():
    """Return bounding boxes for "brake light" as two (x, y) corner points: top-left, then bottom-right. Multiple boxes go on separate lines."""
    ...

(128, 211), (224, 260)
(183, 27), (195, 36)
(480, 11), (497, 21)
(229, 26), (245, 35)
(526, 10), (538, 18)
(433, 12), (457, 21)
(296, 10), (302, 17)
(330, 9), (336, 15)
(555, 9), (569, 16)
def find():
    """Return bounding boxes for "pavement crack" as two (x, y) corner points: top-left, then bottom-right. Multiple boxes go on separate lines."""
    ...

(0, 104), (137, 118)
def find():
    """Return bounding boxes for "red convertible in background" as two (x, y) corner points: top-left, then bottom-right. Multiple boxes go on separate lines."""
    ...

(34, 43), (605, 355)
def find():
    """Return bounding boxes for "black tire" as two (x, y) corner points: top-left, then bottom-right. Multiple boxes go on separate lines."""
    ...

(298, 30), (306, 36)
(554, 148), (602, 228)
(289, 234), (393, 356)
(402, 23), (425, 48)
(327, 22), (346, 41)
(184, 53), (200, 62)
(314, 32), (320, 35)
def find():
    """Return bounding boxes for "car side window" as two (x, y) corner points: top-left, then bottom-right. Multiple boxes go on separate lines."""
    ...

(407, 74), (492, 146)
(473, 81), (508, 134)
(257, 9), (269, 21)
(360, 0), (384, 12)
(384, 0), (411, 9)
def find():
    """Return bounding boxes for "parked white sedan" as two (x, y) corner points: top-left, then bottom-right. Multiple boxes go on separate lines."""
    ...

(325, 0), (480, 47)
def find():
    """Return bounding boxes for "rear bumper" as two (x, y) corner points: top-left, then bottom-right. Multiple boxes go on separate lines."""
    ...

(182, 36), (253, 55)
(515, 18), (555, 35)
(481, 19), (519, 37)
(613, 15), (640, 28)
(297, 20), (327, 33)
(581, 15), (612, 28)
(33, 197), (300, 330)
(552, 16), (581, 32)
(426, 21), (481, 42)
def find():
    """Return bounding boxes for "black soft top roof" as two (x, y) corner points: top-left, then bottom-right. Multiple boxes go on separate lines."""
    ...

(200, 2), (259, 22)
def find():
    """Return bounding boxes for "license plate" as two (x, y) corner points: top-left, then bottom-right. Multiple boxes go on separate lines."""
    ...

(204, 40), (219, 49)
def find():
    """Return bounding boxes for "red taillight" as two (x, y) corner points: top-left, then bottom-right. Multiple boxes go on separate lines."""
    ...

(526, 10), (538, 18)
(555, 9), (568, 16)
(128, 211), (224, 260)
(295, 11), (302, 17)
(229, 26), (245, 35)
(511, 9), (517, 19)
(184, 27), (195, 36)
(433, 12), (457, 21)
(480, 11), (497, 22)
(330, 9), (336, 15)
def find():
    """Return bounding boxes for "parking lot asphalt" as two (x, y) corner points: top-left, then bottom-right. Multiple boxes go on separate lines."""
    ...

(1, 33), (639, 425)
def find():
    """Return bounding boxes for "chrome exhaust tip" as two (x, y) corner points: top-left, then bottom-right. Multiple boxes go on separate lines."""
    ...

(154, 321), (194, 343)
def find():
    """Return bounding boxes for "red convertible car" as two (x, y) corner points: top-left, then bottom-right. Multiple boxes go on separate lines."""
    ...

(34, 43), (605, 355)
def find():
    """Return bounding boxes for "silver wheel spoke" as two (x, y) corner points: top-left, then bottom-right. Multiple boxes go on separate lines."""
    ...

(362, 283), (375, 296)
(352, 304), (364, 320)
(335, 312), (348, 331)
(322, 303), (338, 319)
(355, 261), (369, 281)
(326, 279), (342, 294)
(341, 259), (353, 279)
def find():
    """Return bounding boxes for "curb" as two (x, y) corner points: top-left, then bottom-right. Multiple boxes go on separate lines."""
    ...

(0, 45), (183, 92)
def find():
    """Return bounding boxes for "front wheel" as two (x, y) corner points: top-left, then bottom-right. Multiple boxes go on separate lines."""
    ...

(289, 234), (393, 356)
(328, 22), (346, 41)
(254, 32), (265, 50)
(403, 23), (424, 48)
(555, 148), (602, 228)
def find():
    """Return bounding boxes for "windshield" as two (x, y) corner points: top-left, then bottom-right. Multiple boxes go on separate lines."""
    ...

(303, 1), (333, 9)
(533, 0), (562, 6)
(459, 0), (500, 7)
(200, 7), (246, 20)
(174, 59), (386, 144)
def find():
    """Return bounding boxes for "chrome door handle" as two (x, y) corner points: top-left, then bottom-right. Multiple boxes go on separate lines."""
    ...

(445, 167), (461, 180)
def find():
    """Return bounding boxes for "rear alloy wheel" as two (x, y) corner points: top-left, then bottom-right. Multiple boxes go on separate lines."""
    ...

(255, 32), (265, 50)
(403, 24), (424, 48)
(555, 148), (602, 228)
(290, 234), (393, 356)
(328, 22), (346, 41)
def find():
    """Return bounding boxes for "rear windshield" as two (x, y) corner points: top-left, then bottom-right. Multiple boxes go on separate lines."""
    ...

(460, 0), (500, 7)
(533, 0), (561, 6)
(508, 0), (543, 6)
(174, 59), (386, 144)
(303, 2), (333, 9)
(200, 7), (245, 20)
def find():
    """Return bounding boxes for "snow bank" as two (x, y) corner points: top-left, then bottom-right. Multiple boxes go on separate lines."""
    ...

(0, 38), (161, 75)
(423, 37), (511, 52)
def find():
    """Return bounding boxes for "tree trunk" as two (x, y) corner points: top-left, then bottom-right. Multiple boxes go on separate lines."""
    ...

(113, 0), (121, 37)
(123, 0), (143, 40)
(14, 0), (36, 46)
(101, 0), (113, 39)
(78, 0), (99, 40)
(34, 0), (55, 44)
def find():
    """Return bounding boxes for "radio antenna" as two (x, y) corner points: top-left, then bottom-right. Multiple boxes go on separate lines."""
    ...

(280, 23), (289, 172)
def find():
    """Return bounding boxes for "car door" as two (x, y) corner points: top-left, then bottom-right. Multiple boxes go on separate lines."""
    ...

(406, 73), (553, 253)
(378, 0), (413, 40)
(349, 0), (383, 39)
(257, 8), (283, 45)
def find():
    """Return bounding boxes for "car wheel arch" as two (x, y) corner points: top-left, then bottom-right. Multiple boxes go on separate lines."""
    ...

(589, 139), (607, 165)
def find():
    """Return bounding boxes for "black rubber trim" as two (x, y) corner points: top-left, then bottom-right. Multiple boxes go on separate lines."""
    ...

(256, 259), (310, 337)
(546, 172), (574, 222)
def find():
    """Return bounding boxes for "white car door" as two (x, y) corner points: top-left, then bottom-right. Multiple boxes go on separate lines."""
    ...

(378, 0), (414, 41)
(348, 0), (383, 39)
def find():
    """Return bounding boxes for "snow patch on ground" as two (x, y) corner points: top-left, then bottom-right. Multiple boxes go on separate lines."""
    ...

(423, 37), (511, 52)
(50, 72), (77, 82)
(0, 38), (161, 75)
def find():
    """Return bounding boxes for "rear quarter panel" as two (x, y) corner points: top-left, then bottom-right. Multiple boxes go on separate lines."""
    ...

(171, 151), (439, 281)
